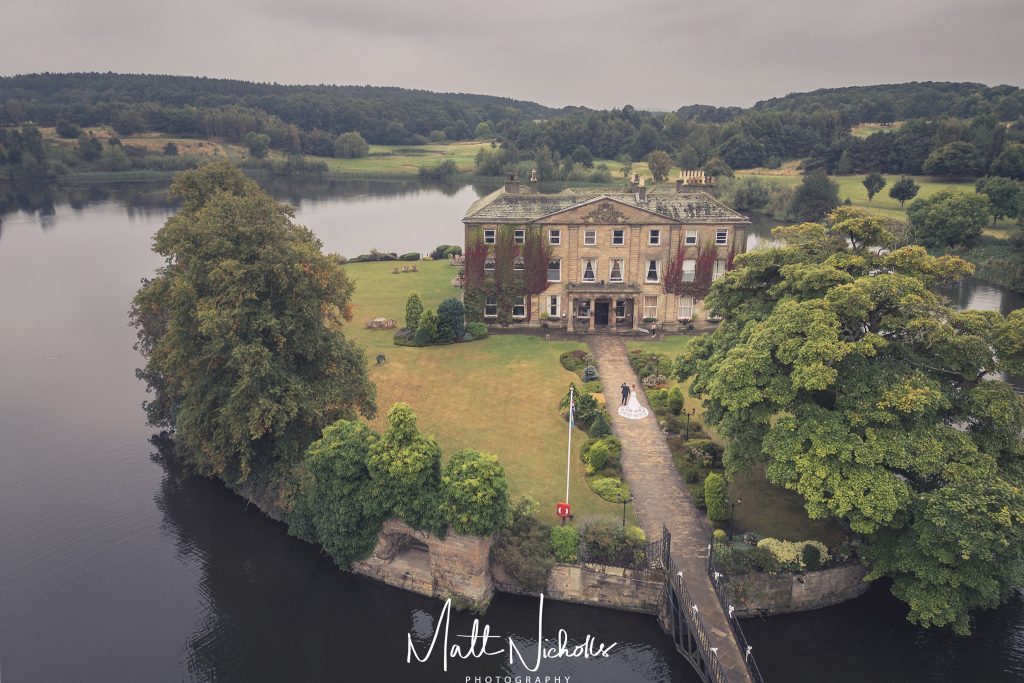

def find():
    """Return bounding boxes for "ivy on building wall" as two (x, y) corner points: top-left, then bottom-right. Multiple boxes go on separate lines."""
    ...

(464, 225), (550, 324)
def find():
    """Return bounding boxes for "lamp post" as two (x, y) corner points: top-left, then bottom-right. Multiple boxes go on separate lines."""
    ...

(727, 496), (742, 541)
(684, 407), (697, 440)
(620, 494), (633, 527)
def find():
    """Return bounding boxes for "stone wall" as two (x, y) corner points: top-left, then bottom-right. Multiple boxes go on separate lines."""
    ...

(494, 562), (664, 615)
(352, 520), (495, 606)
(724, 562), (871, 617)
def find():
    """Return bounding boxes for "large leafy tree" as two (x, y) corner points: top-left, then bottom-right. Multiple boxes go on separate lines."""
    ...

(131, 161), (376, 482)
(790, 169), (840, 222)
(440, 449), (512, 536)
(677, 207), (1024, 634)
(907, 189), (990, 246)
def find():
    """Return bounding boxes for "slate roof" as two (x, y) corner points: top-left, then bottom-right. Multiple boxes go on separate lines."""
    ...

(463, 187), (749, 224)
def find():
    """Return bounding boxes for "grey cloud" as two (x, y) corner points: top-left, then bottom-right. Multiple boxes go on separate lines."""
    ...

(1, 0), (1021, 109)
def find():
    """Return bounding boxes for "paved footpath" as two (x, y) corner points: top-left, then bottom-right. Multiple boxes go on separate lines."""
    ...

(589, 336), (751, 683)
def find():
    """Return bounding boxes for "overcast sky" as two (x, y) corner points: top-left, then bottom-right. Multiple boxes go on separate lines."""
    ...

(3, 0), (1022, 110)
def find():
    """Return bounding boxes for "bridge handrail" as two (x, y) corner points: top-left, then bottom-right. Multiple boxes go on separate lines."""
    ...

(707, 537), (767, 683)
(667, 553), (728, 683)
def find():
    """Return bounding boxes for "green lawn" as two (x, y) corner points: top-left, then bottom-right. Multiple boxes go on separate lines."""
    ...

(343, 259), (623, 520)
(312, 141), (493, 176)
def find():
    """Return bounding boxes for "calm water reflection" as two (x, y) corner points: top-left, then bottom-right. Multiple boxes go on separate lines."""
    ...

(0, 178), (695, 683)
(0, 179), (1021, 682)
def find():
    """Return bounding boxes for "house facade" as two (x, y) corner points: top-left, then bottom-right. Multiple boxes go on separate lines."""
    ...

(462, 172), (749, 332)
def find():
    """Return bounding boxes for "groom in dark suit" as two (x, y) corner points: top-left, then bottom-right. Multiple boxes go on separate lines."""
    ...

(620, 382), (630, 406)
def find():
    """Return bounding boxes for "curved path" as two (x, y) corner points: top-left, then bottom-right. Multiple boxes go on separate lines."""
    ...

(588, 336), (751, 683)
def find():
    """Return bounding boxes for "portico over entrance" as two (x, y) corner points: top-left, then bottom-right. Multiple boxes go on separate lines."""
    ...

(565, 283), (641, 332)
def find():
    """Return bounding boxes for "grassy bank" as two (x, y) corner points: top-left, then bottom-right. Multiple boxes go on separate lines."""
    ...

(344, 259), (622, 520)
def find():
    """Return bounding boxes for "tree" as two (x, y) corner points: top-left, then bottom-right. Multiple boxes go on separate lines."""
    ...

(790, 169), (840, 222)
(862, 172), (886, 202)
(414, 309), (439, 346)
(889, 176), (920, 207)
(163, 142), (179, 156)
(474, 122), (492, 139)
(130, 162), (376, 482)
(55, 119), (81, 138)
(704, 473), (729, 522)
(976, 176), (1024, 224)
(288, 420), (384, 568)
(617, 154), (633, 180)
(571, 145), (594, 168)
(436, 297), (466, 343)
(703, 156), (734, 178)
(990, 144), (1024, 181)
(244, 132), (271, 159)
(77, 133), (103, 162)
(907, 189), (989, 246)
(334, 131), (369, 158)
(922, 141), (983, 178)
(589, 411), (612, 438)
(646, 150), (672, 182)
(440, 449), (512, 535)
(367, 403), (444, 533)
(405, 293), (423, 330)
(676, 206), (1024, 634)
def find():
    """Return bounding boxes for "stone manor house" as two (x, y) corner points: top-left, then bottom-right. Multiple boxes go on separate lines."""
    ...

(461, 171), (749, 331)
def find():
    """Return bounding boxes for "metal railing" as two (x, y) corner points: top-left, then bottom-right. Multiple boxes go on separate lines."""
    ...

(707, 537), (766, 683)
(662, 526), (730, 683)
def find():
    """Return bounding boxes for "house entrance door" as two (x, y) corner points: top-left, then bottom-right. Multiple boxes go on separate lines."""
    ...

(595, 301), (610, 326)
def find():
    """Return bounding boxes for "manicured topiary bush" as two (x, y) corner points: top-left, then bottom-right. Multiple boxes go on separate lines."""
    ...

(466, 322), (488, 340)
(581, 435), (621, 474)
(399, 252), (420, 261)
(436, 297), (466, 343)
(589, 477), (630, 502)
(704, 472), (729, 522)
(589, 411), (612, 438)
(581, 365), (599, 382)
(414, 309), (439, 346)
(405, 293), (423, 331)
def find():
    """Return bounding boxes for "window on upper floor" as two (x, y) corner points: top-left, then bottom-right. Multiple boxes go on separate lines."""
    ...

(713, 259), (727, 280)
(682, 259), (696, 283)
(549, 229), (561, 245)
(582, 258), (597, 282)
(716, 228), (729, 245)
(612, 229), (625, 245)
(484, 229), (495, 244)
(548, 259), (561, 282)
(685, 228), (697, 245)
(646, 259), (659, 283)
(584, 230), (597, 246)
(514, 229), (525, 244)
(609, 258), (624, 282)
(649, 229), (661, 246)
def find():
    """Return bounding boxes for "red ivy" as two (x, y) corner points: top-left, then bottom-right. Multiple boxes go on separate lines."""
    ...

(464, 231), (487, 289)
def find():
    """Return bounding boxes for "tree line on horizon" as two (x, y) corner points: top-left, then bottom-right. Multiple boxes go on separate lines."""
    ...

(2, 74), (1024, 180)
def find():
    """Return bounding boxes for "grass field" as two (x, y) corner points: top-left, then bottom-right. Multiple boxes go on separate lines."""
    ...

(343, 259), (623, 521)
(307, 141), (492, 176)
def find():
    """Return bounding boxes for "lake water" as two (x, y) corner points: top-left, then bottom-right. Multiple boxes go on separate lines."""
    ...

(0, 178), (1021, 682)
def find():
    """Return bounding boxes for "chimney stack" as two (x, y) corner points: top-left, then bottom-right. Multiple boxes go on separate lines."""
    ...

(675, 172), (684, 193)
(504, 171), (520, 194)
(637, 176), (647, 201)
(629, 172), (640, 193)
(529, 168), (538, 192)
(676, 169), (716, 193)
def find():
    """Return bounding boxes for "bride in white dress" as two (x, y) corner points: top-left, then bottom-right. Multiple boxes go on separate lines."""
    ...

(618, 383), (649, 420)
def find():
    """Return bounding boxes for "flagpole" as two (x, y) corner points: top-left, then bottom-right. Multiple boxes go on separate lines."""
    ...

(565, 385), (574, 506)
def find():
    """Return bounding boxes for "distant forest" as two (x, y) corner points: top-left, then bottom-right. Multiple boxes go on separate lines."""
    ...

(2, 73), (1024, 181)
